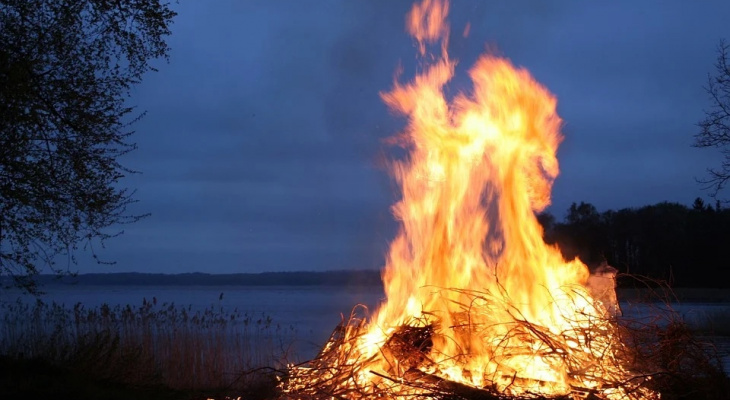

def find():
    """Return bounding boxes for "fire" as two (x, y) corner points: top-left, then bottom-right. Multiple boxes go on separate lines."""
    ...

(283, 1), (657, 399)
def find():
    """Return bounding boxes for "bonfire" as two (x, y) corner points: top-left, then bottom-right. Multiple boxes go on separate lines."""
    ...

(281, 1), (659, 399)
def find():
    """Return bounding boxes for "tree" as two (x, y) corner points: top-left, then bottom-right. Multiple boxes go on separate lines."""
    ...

(560, 202), (606, 266)
(565, 201), (600, 226)
(536, 211), (556, 237)
(695, 39), (730, 198)
(0, 0), (176, 292)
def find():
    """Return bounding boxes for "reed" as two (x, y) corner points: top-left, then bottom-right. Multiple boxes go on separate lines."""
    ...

(0, 297), (294, 394)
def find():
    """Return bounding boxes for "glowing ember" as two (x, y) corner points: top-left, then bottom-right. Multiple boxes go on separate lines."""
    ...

(283, 1), (658, 399)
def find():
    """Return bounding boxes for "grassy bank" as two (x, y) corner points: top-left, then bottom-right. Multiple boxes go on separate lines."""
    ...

(0, 298), (292, 399)
(0, 355), (188, 400)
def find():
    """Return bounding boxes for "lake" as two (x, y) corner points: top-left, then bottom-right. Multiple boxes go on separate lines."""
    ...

(1, 284), (386, 360)
(3, 284), (729, 369)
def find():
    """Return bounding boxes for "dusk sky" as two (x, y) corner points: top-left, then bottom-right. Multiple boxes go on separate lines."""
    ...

(79, 1), (730, 274)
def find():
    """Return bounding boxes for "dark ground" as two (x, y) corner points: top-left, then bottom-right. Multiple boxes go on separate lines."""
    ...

(0, 355), (261, 400)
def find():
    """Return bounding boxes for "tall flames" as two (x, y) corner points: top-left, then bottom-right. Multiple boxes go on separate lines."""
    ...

(283, 1), (657, 399)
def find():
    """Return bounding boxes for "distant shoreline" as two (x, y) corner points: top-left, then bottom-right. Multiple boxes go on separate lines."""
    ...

(11, 272), (730, 302)
(30, 270), (384, 287)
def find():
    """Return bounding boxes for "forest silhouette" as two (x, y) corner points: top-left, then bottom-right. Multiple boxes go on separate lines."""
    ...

(539, 198), (730, 288)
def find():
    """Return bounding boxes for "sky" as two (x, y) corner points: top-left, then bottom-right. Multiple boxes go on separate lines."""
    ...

(78, 1), (730, 274)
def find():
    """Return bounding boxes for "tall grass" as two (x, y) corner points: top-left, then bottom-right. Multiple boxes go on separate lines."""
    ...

(0, 297), (295, 392)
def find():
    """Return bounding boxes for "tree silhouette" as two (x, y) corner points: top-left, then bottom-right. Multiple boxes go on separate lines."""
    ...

(695, 39), (730, 198)
(551, 202), (607, 266)
(0, 1), (176, 292)
(540, 200), (730, 288)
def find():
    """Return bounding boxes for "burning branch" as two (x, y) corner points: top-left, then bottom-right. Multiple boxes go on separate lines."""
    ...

(281, 287), (659, 400)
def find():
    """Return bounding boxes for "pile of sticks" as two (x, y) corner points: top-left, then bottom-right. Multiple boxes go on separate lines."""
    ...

(279, 287), (666, 400)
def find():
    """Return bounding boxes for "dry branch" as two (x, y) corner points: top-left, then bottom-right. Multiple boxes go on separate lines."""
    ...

(279, 287), (668, 400)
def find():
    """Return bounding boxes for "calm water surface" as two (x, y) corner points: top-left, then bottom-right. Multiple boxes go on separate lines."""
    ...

(2, 285), (385, 359)
(4, 285), (729, 369)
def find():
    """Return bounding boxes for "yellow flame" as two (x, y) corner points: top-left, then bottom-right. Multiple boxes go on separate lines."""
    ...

(284, 1), (658, 398)
(355, 0), (653, 397)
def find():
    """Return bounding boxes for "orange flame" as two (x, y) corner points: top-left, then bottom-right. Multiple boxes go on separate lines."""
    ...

(358, 1), (653, 397)
(284, 1), (657, 398)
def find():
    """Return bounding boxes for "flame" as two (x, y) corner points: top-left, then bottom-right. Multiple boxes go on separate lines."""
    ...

(283, 1), (657, 398)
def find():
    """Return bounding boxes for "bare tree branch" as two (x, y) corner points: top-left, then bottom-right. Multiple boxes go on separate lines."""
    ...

(695, 39), (730, 198)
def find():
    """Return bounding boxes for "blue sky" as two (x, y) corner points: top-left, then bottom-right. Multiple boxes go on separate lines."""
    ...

(79, 1), (730, 274)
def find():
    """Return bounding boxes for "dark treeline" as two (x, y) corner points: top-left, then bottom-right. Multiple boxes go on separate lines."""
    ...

(13, 200), (729, 289)
(539, 198), (730, 288)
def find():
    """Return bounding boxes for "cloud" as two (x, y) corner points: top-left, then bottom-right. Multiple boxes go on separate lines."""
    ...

(80, 0), (730, 274)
